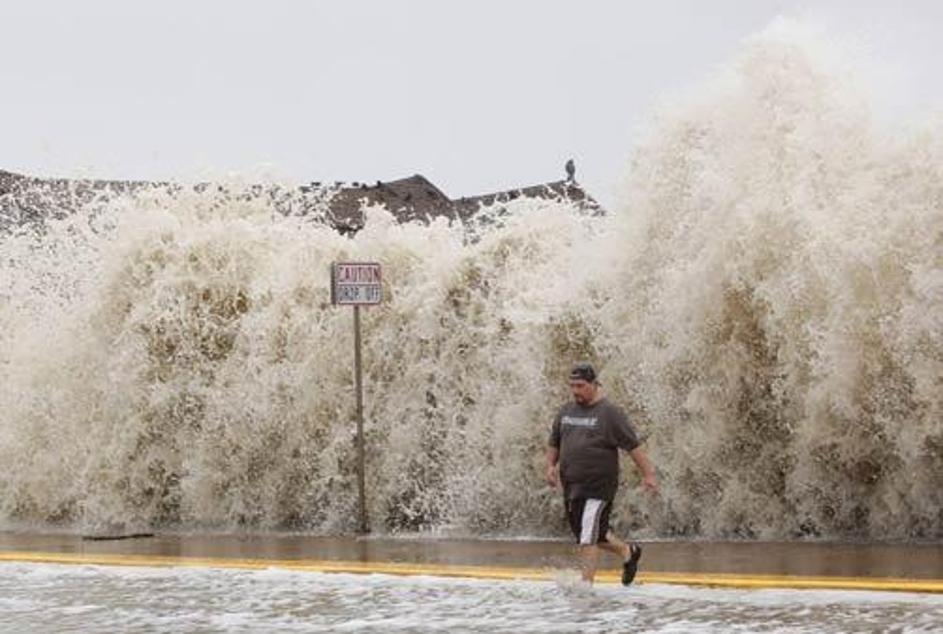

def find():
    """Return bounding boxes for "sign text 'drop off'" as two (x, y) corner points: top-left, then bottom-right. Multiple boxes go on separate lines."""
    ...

(331, 262), (383, 305)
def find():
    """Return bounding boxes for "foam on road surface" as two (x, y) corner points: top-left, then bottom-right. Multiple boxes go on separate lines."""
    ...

(2, 562), (942, 633)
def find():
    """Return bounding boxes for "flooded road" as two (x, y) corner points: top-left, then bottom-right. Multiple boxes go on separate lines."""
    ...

(1, 562), (941, 633)
(1, 532), (941, 579)
(2, 533), (941, 631)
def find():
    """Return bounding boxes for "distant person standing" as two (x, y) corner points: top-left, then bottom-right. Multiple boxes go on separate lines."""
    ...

(546, 362), (658, 585)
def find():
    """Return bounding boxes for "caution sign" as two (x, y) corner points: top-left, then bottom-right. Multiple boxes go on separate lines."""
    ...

(331, 262), (383, 305)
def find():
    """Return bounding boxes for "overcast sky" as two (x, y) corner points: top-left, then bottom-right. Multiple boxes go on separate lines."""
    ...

(2, 1), (941, 206)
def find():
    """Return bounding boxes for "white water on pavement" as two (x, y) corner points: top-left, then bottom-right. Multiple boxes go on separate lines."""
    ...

(1, 563), (941, 633)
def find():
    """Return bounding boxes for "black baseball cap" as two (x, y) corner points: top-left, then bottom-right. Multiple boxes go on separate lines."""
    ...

(569, 362), (597, 384)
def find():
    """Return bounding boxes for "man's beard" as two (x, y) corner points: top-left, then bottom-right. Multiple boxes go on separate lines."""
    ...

(574, 394), (588, 405)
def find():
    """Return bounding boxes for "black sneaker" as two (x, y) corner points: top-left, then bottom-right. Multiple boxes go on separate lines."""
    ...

(622, 544), (642, 586)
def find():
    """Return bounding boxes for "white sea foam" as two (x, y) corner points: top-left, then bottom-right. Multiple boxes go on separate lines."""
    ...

(0, 20), (940, 539)
(0, 563), (941, 633)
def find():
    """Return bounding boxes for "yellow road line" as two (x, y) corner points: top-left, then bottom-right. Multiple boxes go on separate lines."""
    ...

(1, 550), (941, 594)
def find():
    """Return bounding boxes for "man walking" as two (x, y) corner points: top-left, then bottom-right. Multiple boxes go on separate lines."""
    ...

(546, 362), (658, 585)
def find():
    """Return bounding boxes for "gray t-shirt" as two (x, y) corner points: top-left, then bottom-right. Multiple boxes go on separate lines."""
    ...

(548, 398), (640, 501)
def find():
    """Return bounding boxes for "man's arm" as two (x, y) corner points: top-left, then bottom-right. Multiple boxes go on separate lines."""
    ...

(545, 446), (561, 488)
(629, 446), (658, 493)
(546, 410), (562, 488)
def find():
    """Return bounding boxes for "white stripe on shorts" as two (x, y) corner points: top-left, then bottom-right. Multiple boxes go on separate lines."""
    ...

(579, 498), (605, 545)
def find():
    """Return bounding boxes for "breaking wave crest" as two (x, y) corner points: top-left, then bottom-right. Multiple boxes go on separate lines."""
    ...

(1, 22), (940, 538)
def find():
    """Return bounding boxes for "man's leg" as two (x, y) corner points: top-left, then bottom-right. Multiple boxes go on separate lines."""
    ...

(573, 499), (609, 583)
(602, 529), (643, 586)
(599, 531), (631, 560)
(579, 544), (600, 583)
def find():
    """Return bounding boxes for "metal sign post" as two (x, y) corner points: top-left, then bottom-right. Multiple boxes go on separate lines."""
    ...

(331, 262), (382, 534)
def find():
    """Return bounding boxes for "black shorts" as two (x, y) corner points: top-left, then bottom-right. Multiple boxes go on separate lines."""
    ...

(566, 498), (611, 545)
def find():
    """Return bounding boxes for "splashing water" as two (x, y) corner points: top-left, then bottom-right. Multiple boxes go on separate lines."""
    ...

(1, 22), (940, 538)
(2, 564), (942, 633)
